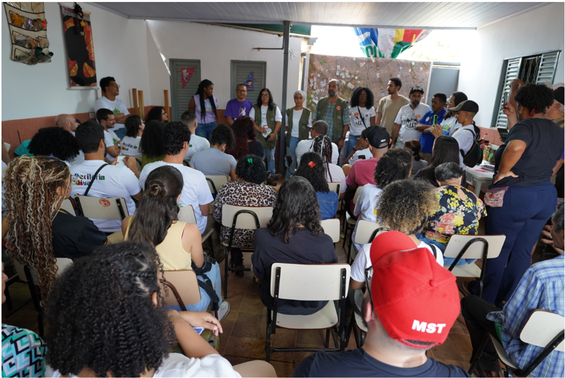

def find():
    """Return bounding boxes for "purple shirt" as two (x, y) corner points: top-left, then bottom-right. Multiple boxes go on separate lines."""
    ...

(224, 98), (254, 120)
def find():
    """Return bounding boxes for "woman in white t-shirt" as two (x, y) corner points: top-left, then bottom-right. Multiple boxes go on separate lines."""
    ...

(347, 87), (376, 159)
(285, 90), (312, 178)
(121, 115), (144, 158)
(44, 241), (275, 378)
(249, 88), (282, 174)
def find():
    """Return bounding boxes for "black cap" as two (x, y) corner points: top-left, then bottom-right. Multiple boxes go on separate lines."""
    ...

(554, 87), (564, 105)
(409, 86), (424, 95)
(448, 100), (479, 113)
(366, 126), (390, 149)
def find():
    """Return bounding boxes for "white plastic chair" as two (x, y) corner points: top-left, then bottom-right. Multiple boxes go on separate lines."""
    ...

(349, 219), (388, 263)
(178, 205), (214, 252)
(327, 182), (341, 196)
(74, 196), (129, 221)
(343, 186), (364, 252)
(266, 263), (350, 362)
(60, 197), (77, 215)
(320, 218), (341, 243)
(161, 269), (201, 310)
(206, 175), (228, 195)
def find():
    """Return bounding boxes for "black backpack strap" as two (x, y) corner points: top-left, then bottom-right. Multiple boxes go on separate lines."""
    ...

(84, 164), (108, 196)
(197, 274), (220, 311)
(428, 244), (439, 259)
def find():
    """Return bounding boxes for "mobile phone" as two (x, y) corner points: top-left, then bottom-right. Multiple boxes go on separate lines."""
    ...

(433, 115), (437, 125)
(116, 155), (126, 164)
(503, 91), (508, 105)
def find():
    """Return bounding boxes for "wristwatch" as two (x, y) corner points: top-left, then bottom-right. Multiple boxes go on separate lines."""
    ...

(340, 135), (345, 140)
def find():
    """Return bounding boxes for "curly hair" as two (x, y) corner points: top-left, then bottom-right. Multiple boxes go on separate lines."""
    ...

(236, 154), (268, 184)
(210, 124), (235, 149)
(125, 115), (143, 137)
(374, 149), (412, 189)
(127, 166), (183, 246)
(28, 127), (79, 161)
(377, 179), (438, 235)
(195, 79), (217, 121)
(229, 116), (256, 159)
(256, 88), (275, 110)
(162, 121), (190, 156)
(146, 106), (166, 123)
(515, 83), (555, 115)
(295, 152), (330, 193)
(4, 155), (70, 301)
(140, 120), (166, 159)
(268, 176), (323, 243)
(350, 86), (375, 109)
(44, 242), (175, 378)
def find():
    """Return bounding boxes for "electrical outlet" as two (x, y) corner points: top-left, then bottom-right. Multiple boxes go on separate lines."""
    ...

(89, 112), (95, 119)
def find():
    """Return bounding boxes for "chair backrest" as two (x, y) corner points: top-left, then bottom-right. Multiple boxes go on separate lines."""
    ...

(162, 269), (201, 308)
(327, 182), (341, 195)
(13, 258), (74, 285)
(206, 175), (228, 194)
(321, 218), (340, 243)
(178, 205), (197, 225)
(221, 204), (273, 230)
(443, 234), (506, 259)
(521, 310), (565, 352)
(60, 198), (77, 216)
(269, 263), (350, 301)
(74, 196), (130, 220)
(353, 186), (363, 205)
(353, 220), (387, 245)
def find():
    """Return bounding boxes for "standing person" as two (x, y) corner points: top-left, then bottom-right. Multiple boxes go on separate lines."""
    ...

(190, 124), (237, 181)
(139, 120), (166, 168)
(391, 86), (430, 148)
(376, 78), (410, 134)
(476, 84), (564, 307)
(94, 76), (130, 139)
(313, 79), (350, 151)
(449, 100), (480, 168)
(145, 106), (169, 123)
(229, 116), (264, 160)
(180, 110), (210, 162)
(252, 176), (337, 315)
(416, 93), (447, 162)
(347, 86), (376, 159)
(250, 88), (282, 174)
(431, 92), (468, 137)
(403, 139), (427, 177)
(188, 79), (218, 140)
(120, 115), (144, 158)
(224, 84), (254, 126)
(285, 90), (312, 178)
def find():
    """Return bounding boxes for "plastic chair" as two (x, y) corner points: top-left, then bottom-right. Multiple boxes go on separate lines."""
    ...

(348, 219), (386, 264)
(161, 269), (201, 310)
(206, 175), (228, 195)
(443, 234), (505, 298)
(320, 218), (341, 243)
(265, 263), (350, 362)
(469, 310), (564, 377)
(60, 197), (77, 215)
(327, 182), (341, 196)
(178, 205), (214, 253)
(342, 186), (364, 252)
(74, 196), (129, 221)
(221, 204), (273, 299)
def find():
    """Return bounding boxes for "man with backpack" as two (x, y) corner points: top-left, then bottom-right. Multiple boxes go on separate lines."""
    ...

(450, 100), (482, 168)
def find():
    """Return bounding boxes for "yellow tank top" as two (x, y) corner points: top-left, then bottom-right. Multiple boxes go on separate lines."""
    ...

(125, 218), (192, 271)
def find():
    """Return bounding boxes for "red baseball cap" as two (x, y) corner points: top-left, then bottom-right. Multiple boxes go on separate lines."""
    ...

(369, 231), (460, 349)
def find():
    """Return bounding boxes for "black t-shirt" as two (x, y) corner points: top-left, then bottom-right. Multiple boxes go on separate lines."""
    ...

(252, 227), (337, 315)
(492, 118), (563, 188)
(293, 348), (470, 377)
(52, 209), (108, 259)
(248, 140), (265, 160)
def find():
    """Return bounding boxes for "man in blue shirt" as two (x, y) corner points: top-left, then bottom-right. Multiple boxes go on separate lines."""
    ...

(416, 93), (447, 162)
(461, 203), (564, 377)
(224, 84), (254, 126)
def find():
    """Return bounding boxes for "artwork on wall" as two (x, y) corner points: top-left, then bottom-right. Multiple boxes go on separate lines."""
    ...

(3, 2), (53, 65)
(181, 67), (196, 89)
(307, 53), (431, 111)
(60, 3), (97, 88)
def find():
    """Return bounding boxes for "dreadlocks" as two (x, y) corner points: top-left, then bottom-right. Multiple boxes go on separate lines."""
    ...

(311, 135), (334, 182)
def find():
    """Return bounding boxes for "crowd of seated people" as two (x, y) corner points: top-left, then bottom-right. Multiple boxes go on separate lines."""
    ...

(2, 74), (564, 377)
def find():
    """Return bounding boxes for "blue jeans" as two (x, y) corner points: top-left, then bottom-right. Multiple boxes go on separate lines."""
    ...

(285, 136), (299, 178)
(195, 121), (217, 141)
(264, 147), (276, 173)
(481, 182), (557, 306)
(168, 261), (223, 312)
(345, 134), (360, 161)
(416, 234), (475, 266)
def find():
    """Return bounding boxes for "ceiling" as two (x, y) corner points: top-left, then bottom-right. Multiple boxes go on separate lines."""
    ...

(91, 2), (549, 30)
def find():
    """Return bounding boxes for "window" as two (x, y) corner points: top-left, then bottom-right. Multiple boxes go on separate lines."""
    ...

(493, 50), (561, 129)
(231, 61), (267, 102)
(170, 59), (201, 121)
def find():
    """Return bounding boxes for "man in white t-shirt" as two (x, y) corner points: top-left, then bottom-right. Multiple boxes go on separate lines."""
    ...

(139, 121), (213, 234)
(450, 100), (480, 168)
(391, 86), (431, 148)
(376, 78), (410, 134)
(295, 121), (339, 166)
(94, 76), (130, 139)
(181, 110), (210, 161)
(96, 108), (121, 162)
(71, 121), (142, 233)
(56, 114), (84, 166)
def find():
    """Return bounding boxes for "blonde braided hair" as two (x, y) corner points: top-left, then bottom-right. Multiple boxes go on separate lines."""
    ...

(4, 155), (70, 302)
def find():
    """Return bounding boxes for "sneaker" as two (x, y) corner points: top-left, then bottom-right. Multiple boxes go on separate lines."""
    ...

(217, 301), (230, 322)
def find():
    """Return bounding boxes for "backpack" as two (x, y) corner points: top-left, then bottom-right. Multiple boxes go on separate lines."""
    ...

(460, 126), (483, 167)
(191, 252), (220, 312)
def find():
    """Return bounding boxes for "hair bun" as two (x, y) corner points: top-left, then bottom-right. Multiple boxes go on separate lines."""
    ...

(147, 180), (165, 198)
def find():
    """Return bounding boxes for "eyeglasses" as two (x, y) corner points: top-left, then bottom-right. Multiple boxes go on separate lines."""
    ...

(261, 94), (270, 97)
(110, 84), (120, 88)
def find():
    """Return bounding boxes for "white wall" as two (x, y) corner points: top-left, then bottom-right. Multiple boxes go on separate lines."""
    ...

(458, 3), (564, 127)
(2, 3), (152, 121)
(145, 20), (303, 112)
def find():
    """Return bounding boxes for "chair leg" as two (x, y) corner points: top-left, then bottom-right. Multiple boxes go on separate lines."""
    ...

(266, 308), (272, 362)
(223, 249), (229, 299)
(37, 311), (44, 338)
(468, 334), (489, 375)
(325, 328), (330, 348)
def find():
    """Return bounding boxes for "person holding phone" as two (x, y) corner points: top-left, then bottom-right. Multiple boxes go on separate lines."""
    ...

(415, 93), (448, 163)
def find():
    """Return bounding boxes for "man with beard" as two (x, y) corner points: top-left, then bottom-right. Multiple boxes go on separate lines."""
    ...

(391, 86), (430, 148)
(376, 78), (410, 134)
(313, 79), (350, 151)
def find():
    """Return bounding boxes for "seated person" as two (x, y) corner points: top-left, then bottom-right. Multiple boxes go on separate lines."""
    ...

(96, 108), (121, 162)
(461, 203), (563, 378)
(72, 121), (141, 233)
(139, 120), (166, 168)
(181, 110), (210, 161)
(413, 135), (463, 188)
(2, 263), (46, 377)
(3, 156), (108, 302)
(295, 120), (339, 166)
(342, 126), (372, 168)
(213, 155), (277, 276)
(120, 115), (144, 158)
(124, 166), (228, 319)
(44, 241), (275, 377)
(293, 232), (467, 377)
(190, 124), (237, 181)
(28, 126), (80, 166)
(252, 176), (337, 315)
(418, 162), (486, 266)
(228, 116), (264, 160)
(295, 152), (339, 220)
(350, 179), (443, 290)
(312, 135), (346, 199)
(403, 139), (427, 177)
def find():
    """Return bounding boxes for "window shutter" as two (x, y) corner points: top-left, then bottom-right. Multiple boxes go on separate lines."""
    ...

(535, 51), (560, 85)
(231, 61), (267, 103)
(170, 60), (201, 122)
(494, 57), (522, 129)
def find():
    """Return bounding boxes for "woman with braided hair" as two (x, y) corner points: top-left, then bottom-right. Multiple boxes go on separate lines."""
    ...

(311, 134), (346, 199)
(2, 155), (107, 301)
(295, 152), (338, 220)
(188, 79), (218, 141)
